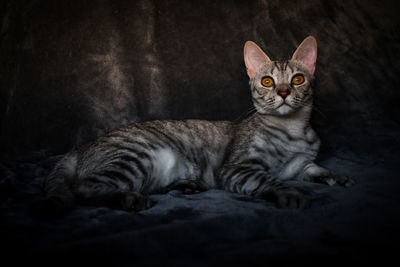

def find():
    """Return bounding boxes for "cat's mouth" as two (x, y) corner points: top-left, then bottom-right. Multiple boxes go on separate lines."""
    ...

(277, 101), (293, 109)
(275, 101), (295, 114)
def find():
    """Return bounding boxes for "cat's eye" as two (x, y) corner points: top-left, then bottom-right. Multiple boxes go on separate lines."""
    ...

(292, 74), (305, 85)
(261, 76), (274, 87)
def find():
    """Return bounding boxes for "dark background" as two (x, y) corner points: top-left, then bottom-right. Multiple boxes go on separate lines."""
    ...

(1, 0), (400, 266)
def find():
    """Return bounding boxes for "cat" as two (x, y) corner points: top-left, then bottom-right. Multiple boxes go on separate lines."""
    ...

(32, 36), (354, 218)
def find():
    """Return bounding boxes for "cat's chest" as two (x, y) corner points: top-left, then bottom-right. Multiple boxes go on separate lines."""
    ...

(251, 125), (318, 158)
(249, 128), (318, 180)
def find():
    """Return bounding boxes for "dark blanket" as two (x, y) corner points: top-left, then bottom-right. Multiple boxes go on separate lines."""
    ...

(1, 148), (399, 266)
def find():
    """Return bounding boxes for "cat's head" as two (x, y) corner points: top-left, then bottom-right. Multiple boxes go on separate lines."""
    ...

(244, 36), (317, 116)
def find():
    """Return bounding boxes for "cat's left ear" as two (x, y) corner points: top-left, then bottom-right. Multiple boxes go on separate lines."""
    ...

(292, 36), (317, 75)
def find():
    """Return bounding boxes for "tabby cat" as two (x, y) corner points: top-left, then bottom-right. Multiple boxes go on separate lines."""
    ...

(34, 36), (354, 218)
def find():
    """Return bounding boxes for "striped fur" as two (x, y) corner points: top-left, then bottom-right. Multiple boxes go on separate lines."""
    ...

(36, 37), (353, 217)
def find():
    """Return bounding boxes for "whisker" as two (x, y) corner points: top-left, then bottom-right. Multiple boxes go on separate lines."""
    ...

(311, 104), (327, 120)
(292, 100), (327, 119)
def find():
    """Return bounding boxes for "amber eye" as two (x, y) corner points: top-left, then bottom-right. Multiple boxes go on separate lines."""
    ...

(261, 77), (274, 87)
(292, 74), (305, 85)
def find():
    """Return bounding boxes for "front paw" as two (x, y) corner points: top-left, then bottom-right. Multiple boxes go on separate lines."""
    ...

(312, 172), (355, 187)
(120, 192), (153, 212)
(262, 187), (308, 209)
(164, 180), (205, 194)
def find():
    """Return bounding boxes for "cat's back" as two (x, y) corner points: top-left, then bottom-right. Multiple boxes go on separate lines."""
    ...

(108, 119), (233, 146)
(77, 119), (234, 173)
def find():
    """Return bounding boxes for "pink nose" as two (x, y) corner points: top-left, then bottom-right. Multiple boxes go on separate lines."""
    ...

(278, 89), (290, 99)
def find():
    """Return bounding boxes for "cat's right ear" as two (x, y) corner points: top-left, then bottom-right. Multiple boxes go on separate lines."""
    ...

(244, 41), (271, 79)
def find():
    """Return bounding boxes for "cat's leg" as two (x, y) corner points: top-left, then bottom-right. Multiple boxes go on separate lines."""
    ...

(220, 167), (308, 209)
(298, 162), (355, 187)
(73, 178), (153, 211)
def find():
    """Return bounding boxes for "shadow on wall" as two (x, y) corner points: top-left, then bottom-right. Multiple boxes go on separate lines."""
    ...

(1, 0), (399, 157)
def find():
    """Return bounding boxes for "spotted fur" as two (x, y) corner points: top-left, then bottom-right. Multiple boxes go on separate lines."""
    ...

(33, 36), (353, 218)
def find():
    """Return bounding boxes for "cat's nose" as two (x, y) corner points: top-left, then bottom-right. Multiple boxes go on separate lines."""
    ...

(278, 89), (291, 99)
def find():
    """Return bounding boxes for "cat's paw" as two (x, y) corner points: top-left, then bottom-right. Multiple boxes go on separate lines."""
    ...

(275, 188), (308, 209)
(301, 163), (355, 187)
(312, 172), (355, 187)
(120, 192), (153, 212)
(180, 181), (205, 194)
(263, 187), (308, 209)
(165, 180), (205, 194)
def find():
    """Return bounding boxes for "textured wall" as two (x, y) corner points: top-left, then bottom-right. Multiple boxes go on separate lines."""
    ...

(1, 0), (399, 157)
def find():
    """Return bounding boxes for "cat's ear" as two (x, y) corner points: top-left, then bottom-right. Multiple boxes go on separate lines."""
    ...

(291, 36), (317, 75)
(244, 41), (271, 79)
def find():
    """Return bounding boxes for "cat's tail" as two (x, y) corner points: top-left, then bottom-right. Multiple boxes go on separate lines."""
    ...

(29, 153), (78, 219)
